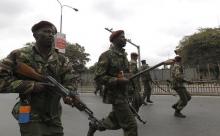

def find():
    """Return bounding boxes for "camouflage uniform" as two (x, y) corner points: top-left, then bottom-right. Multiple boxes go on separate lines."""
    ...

(94, 79), (103, 96)
(94, 45), (137, 136)
(140, 63), (152, 103)
(0, 45), (77, 136)
(171, 62), (191, 117)
(129, 59), (142, 112)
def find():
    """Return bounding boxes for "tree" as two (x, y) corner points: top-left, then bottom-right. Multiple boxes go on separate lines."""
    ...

(176, 28), (220, 68)
(88, 62), (98, 73)
(65, 42), (90, 73)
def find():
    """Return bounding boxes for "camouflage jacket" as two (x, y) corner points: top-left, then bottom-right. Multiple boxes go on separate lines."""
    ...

(171, 63), (184, 88)
(129, 60), (141, 92)
(140, 64), (152, 84)
(0, 45), (77, 122)
(95, 45), (129, 104)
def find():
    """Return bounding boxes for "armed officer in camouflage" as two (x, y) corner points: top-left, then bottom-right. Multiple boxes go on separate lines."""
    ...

(129, 52), (143, 111)
(87, 30), (138, 136)
(140, 60), (153, 104)
(0, 21), (78, 136)
(171, 56), (191, 118)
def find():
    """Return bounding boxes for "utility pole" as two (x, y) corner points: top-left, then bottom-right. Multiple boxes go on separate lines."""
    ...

(56, 0), (78, 53)
(56, 0), (78, 33)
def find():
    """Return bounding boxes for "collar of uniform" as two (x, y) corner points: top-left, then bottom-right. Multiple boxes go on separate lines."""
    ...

(110, 44), (127, 56)
(34, 44), (55, 56)
(142, 64), (149, 69)
(33, 45), (58, 63)
(130, 59), (137, 64)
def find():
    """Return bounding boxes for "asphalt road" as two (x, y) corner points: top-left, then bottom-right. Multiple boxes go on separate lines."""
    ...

(0, 93), (220, 136)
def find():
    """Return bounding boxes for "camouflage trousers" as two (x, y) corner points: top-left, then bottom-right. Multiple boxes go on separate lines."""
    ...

(131, 92), (143, 112)
(143, 82), (152, 100)
(19, 117), (63, 136)
(101, 103), (138, 136)
(174, 87), (191, 111)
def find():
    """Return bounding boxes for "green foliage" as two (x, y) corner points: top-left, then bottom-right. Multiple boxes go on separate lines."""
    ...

(176, 28), (220, 69)
(65, 42), (90, 73)
(88, 62), (98, 73)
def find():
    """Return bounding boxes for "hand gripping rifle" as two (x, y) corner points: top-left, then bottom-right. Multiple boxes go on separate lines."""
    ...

(15, 62), (102, 126)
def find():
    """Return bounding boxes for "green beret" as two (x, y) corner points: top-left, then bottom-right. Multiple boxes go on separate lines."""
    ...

(31, 20), (57, 33)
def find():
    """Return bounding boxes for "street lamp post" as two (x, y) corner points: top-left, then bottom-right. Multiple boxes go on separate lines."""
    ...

(56, 0), (78, 33)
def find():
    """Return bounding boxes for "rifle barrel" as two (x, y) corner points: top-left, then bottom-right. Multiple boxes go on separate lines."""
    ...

(129, 62), (164, 80)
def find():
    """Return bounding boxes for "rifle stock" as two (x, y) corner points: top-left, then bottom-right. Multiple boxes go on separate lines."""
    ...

(15, 62), (45, 81)
(15, 62), (102, 125)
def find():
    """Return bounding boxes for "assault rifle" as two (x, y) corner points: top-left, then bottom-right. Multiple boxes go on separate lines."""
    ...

(117, 60), (173, 124)
(117, 71), (147, 124)
(129, 59), (174, 80)
(15, 62), (102, 126)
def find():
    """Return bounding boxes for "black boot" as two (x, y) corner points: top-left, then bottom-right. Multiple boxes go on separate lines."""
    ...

(174, 111), (186, 118)
(147, 99), (153, 103)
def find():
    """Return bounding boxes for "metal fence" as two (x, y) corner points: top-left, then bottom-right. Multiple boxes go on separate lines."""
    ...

(78, 80), (220, 96)
(78, 68), (220, 96)
(151, 80), (220, 96)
